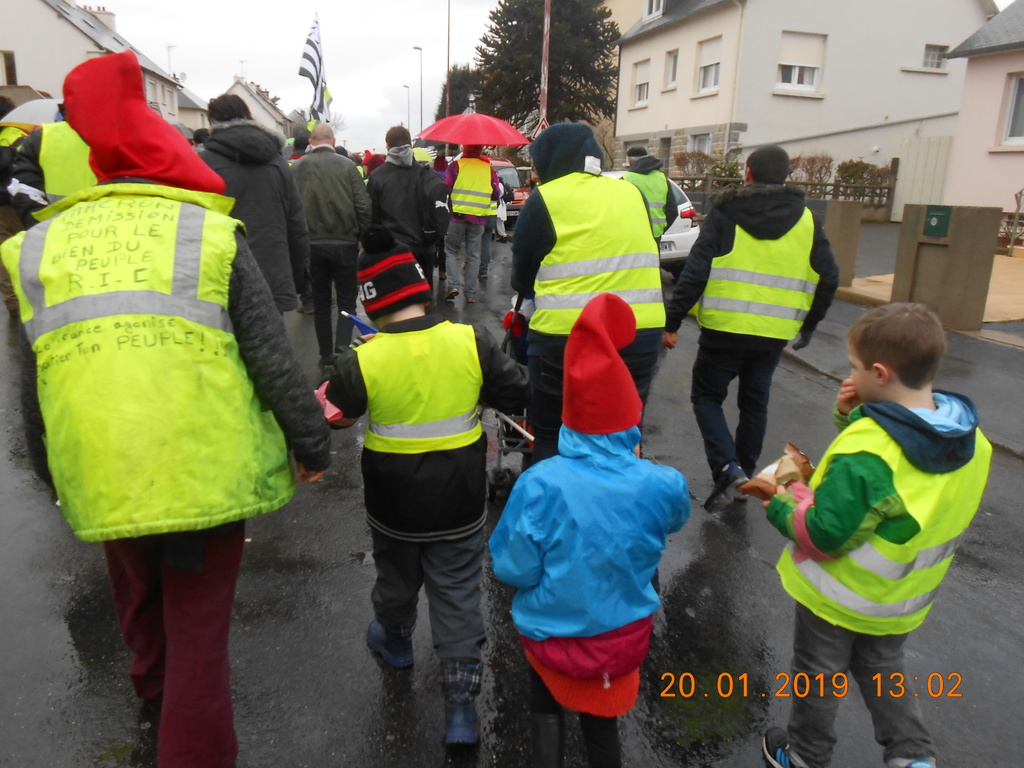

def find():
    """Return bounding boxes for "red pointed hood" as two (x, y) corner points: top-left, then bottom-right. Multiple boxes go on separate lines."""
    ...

(62, 51), (225, 194)
(562, 293), (643, 435)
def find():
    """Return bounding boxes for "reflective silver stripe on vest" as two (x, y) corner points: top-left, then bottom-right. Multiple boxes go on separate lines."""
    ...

(536, 252), (659, 283)
(790, 544), (939, 618)
(700, 296), (809, 322)
(847, 536), (961, 581)
(172, 205), (207, 297)
(369, 407), (480, 440)
(451, 188), (492, 210)
(709, 267), (817, 294)
(535, 288), (664, 310)
(16, 203), (232, 344)
(24, 292), (232, 342)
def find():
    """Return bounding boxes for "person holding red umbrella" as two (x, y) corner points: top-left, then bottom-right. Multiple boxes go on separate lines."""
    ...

(442, 144), (500, 304)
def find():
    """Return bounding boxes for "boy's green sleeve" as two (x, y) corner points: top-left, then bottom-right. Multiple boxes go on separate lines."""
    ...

(766, 452), (915, 557)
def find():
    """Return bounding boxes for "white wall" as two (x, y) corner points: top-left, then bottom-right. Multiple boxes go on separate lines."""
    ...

(735, 0), (985, 163)
(0, 1), (102, 98)
(616, 4), (741, 140)
(945, 50), (1024, 212)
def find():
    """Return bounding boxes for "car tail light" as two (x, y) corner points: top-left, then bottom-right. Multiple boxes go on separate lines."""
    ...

(680, 208), (696, 219)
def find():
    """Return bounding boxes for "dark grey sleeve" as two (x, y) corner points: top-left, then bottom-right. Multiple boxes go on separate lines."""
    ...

(228, 233), (331, 471)
(474, 325), (531, 413)
(325, 348), (368, 419)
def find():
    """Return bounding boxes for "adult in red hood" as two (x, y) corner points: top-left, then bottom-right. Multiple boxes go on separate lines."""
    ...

(4, 50), (332, 768)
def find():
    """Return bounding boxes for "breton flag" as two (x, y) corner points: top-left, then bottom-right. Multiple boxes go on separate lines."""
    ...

(298, 15), (332, 124)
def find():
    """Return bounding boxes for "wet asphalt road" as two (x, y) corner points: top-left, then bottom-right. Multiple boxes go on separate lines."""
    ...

(1, 237), (1022, 768)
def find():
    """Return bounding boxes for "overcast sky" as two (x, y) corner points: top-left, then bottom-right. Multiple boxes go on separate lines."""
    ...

(105, 0), (498, 151)
(107, 0), (1014, 150)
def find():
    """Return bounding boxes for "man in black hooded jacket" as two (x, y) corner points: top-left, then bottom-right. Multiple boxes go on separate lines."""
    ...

(202, 94), (309, 313)
(662, 145), (838, 513)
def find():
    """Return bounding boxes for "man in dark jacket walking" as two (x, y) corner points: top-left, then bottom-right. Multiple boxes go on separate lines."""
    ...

(202, 95), (310, 313)
(366, 125), (449, 288)
(291, 122), (371, 368)
(662, 144), (839, 512)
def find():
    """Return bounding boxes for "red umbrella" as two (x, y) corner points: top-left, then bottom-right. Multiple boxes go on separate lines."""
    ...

(418, 112), (529, 147)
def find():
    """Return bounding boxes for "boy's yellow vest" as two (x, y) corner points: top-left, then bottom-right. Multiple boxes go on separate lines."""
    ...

(0, 183), (294, 542)
(777, 415), (991, 635)
(531, 173), (665, 336)
(356, 321), (483, 454)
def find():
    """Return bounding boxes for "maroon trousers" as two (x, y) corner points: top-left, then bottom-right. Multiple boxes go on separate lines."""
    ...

(103, 524), (245, 768)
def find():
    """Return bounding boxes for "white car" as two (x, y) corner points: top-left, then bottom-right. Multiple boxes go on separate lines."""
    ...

(604, 171), (700, 278)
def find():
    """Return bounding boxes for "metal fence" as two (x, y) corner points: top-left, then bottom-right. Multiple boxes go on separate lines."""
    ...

(675, 175), (895, 219)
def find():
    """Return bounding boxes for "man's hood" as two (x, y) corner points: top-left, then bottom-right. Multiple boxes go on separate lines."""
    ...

(205, 120), (285, 165)
(627, 156), (663, 174)
(710, 183), (808, 240)
(62, 51), (225, 194)
(386, 144), (414, 167)
(530, 123), (604, 183)
(857, 391), (981, 473)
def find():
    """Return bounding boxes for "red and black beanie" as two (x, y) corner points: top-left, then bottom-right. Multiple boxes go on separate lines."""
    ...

(357, 227), (432, 321)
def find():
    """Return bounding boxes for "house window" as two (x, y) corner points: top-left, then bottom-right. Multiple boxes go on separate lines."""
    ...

(692, 134), (711, 155)
(644, 0), (664, 20)
(923, 44), (949, 69)
(777, 31), (826, 92)
(633, 59), (651, 106)
(0, 51), (15, 86)
(665, 50), (679, 88)
(1006, 75), (1024, 142)
(698, 37), (722, 93)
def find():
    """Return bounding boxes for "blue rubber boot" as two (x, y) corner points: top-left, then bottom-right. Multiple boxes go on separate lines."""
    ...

(366, 620), (413, 668)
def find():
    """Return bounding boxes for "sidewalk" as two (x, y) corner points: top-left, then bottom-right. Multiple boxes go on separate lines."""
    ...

(785, 296), (1024, 459)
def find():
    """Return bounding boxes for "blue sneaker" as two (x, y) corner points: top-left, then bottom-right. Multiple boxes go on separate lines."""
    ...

(762, 727), (803, 768)
(366, 620), (413, 668)
(444, 699), (479, 745)
(898, 762), (935, 768)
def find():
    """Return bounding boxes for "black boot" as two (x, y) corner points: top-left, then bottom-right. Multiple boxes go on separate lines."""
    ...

(531, 712), (565, 768)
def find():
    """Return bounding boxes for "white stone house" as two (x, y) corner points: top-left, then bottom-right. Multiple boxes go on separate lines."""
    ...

(614, 0), (998, 173)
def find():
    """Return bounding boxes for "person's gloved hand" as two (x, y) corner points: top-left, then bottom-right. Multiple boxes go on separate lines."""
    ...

(791, 330), (813, 351)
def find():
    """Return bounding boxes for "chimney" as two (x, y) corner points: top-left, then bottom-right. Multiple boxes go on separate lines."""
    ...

(84, 5), (116, 32)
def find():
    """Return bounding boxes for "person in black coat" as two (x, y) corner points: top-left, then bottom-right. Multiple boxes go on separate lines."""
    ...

(202, 94), (310, 313)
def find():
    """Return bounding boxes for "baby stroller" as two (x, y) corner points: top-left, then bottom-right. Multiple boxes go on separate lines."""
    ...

(485, 298), (534, 500)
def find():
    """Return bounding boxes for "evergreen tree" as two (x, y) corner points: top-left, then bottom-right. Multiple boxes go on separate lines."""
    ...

(433, 64), (485, 122)
(475, 0), (619, 128)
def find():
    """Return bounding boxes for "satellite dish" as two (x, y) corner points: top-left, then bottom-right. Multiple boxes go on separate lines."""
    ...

(179, 72), (187, 82)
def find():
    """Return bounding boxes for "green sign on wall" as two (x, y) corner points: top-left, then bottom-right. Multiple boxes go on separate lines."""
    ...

(923, 205), (952, 238)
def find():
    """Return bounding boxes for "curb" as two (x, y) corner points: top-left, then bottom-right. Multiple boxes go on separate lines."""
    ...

(782, 347), (1024, 463)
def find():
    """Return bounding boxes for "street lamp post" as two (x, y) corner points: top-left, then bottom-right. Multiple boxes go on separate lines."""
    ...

(403, 85), (411, 129)
(413, 46), (423, 133)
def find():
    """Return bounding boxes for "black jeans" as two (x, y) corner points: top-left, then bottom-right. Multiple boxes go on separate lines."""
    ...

(309, 241), (359, 359)
(690, 344), (783, 480)
(528, 667), (620, 768)
(528, 346), (658, 463)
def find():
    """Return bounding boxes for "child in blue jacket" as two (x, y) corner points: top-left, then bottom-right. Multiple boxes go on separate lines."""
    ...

(490, 293), (690, 768)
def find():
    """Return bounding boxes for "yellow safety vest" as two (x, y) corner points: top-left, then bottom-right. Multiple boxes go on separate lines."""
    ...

(777, 415), (991, 635)
(0, 183), (294, 542)
(450, 158), (493, 217)
(531, 173), (665, 336)
(0, 125), (28, 147)
(38, 122), (97, 202)
(356, 321), (483, 454)
(697, 209), (818, 340)
(623, 169), (670, 238)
